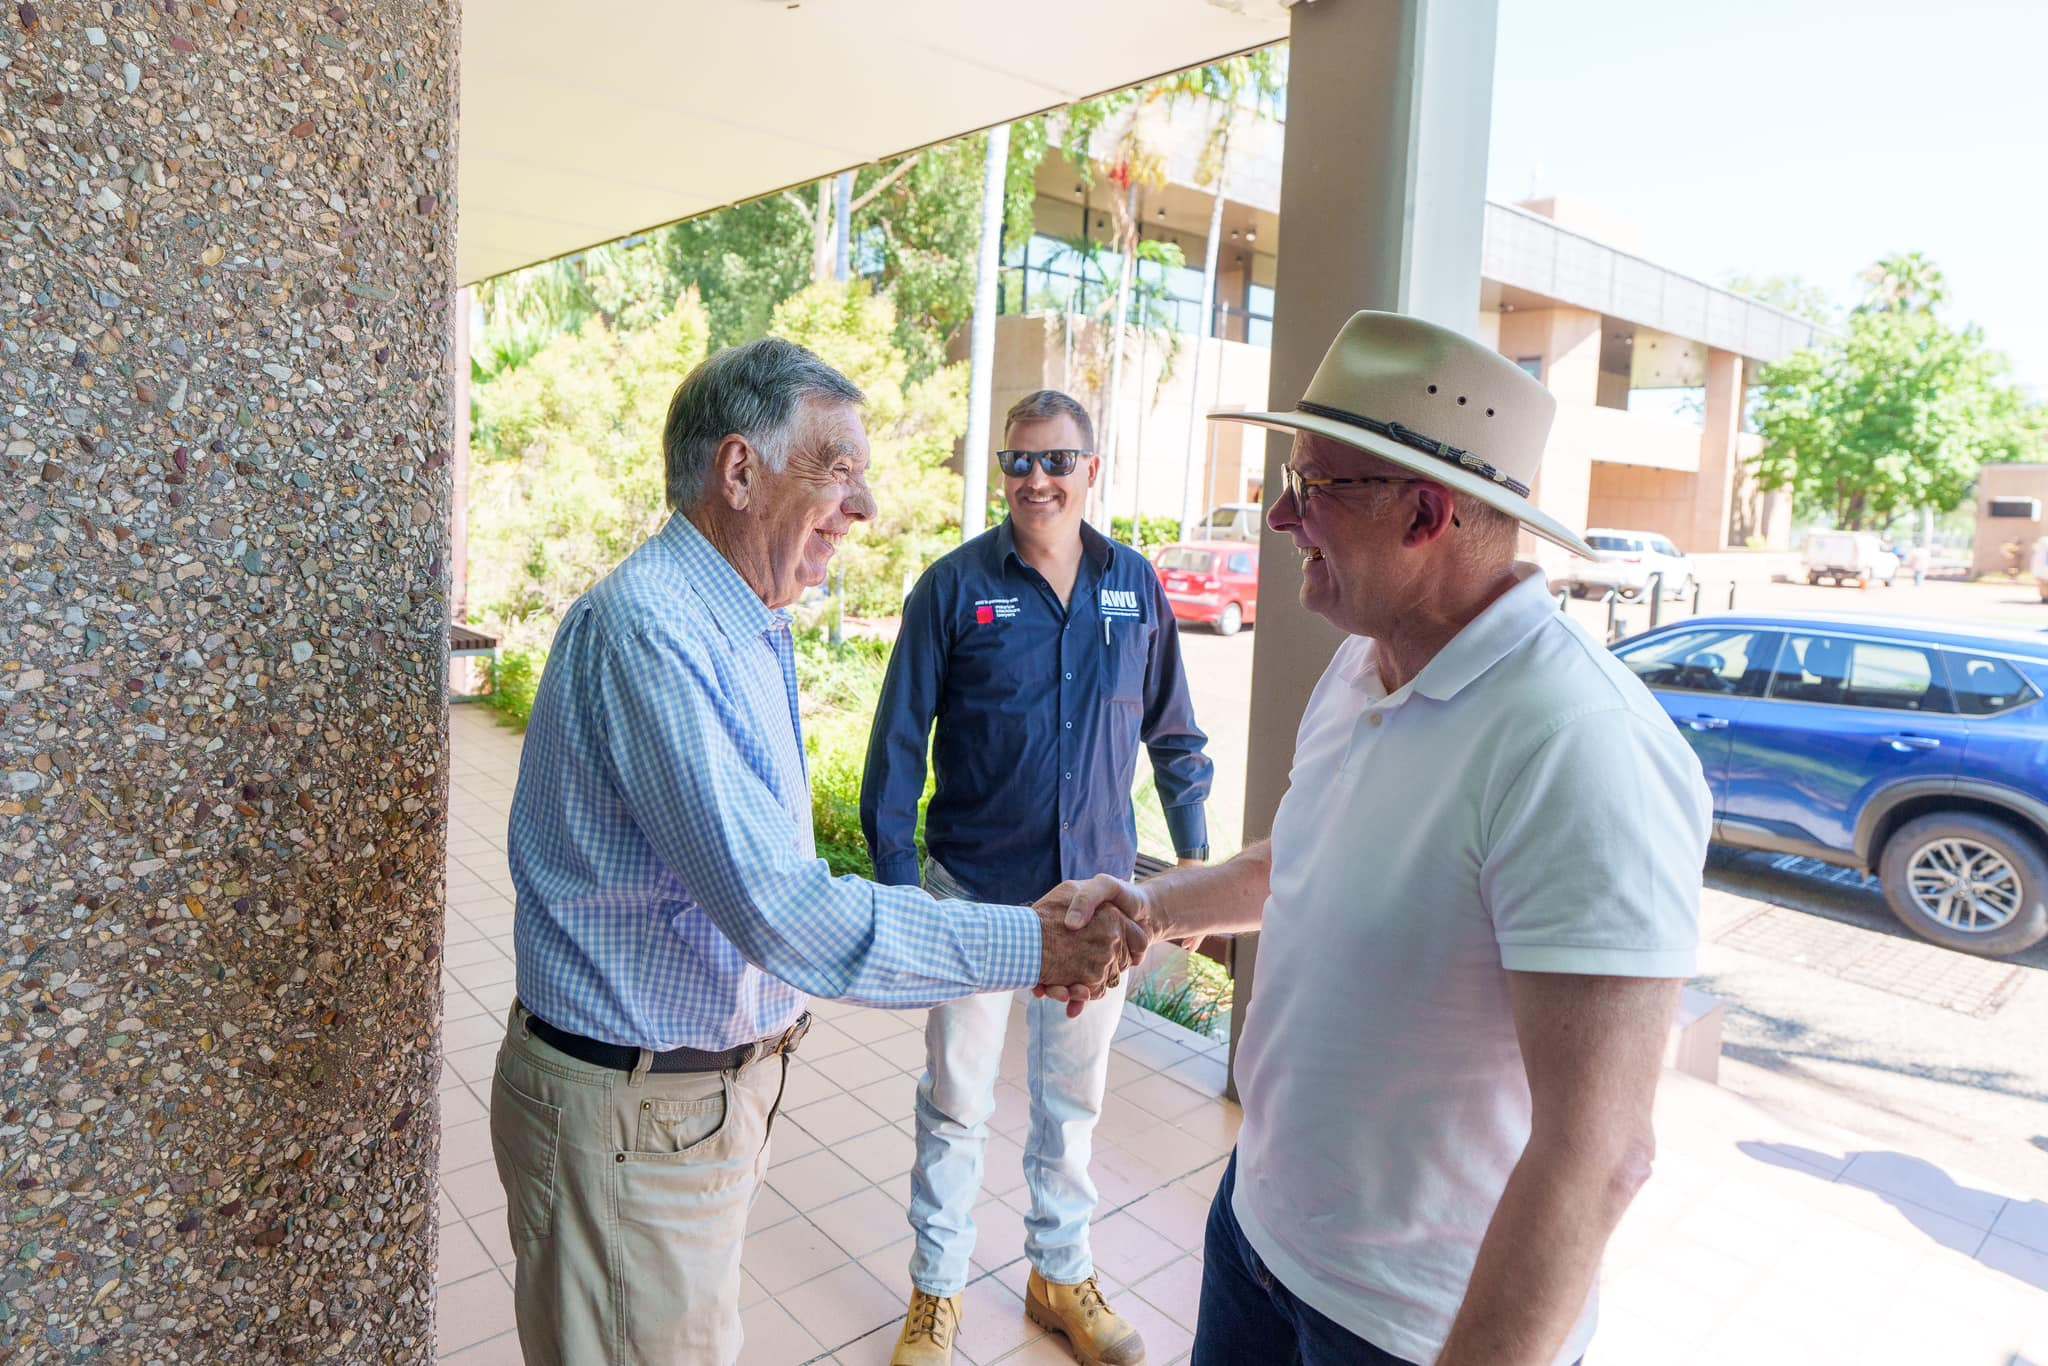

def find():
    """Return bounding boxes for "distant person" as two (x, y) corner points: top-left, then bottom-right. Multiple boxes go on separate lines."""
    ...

(1908, 541), (1931, 588)
(863, 389), (1213, 1366)
(1058, 312), (1711, 1366)
(493, 342), (1145, 1365)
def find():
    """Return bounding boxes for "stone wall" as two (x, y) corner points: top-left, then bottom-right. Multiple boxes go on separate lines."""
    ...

(2, 1), (454, 1359)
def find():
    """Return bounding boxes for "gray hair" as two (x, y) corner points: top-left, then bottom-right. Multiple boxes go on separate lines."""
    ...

(662, 338), (864, 512)
(1003, 389), (1096, 450)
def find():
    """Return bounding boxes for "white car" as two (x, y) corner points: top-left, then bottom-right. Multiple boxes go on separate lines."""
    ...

(1569, 529), (1696, 602)
(1194, 503), (1262, 542)
(1803, 530), (1899, 588)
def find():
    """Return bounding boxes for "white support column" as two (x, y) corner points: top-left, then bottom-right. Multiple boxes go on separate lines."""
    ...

(1228, 0), (1501, 1095)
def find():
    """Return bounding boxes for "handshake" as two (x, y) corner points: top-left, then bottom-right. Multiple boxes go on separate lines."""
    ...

(1028, 875), (1155, 1017)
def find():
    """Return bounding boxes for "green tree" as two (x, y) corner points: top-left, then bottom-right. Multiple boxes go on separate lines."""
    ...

(1724, 272), (1837, 327)
(1751, 254), (2042, 530)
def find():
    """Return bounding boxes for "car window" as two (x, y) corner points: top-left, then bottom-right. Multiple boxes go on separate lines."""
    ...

(1946, 651), (2038, 717)
(1226, 553), (1252, 575)
(1155, 548), (1214, 574)
(1615, 627), (1774, 696)
(1588, 535), (1641, 552)
(1652, 538), (1680, 558)
(1767, 634), (1951, 712)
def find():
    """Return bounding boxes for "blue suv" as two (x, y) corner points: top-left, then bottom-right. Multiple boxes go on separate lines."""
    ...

(1614, 614), (2048, 957)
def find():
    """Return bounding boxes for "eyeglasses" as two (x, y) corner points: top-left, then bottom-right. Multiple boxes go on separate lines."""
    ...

(996, 449), (1091, 478)
(1275, 463), (1460, 528)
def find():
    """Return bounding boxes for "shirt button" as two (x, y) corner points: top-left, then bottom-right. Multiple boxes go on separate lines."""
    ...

(1369, 714), (1384, 727)
(1065, 721), (1073, 730)
(1062, 822), (1070, 831)
(1064, 672), (1073, 680)
(1064, 772), (1072, 781)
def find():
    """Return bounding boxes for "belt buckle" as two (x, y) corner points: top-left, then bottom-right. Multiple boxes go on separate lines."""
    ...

(774, 1011), (812, 1057)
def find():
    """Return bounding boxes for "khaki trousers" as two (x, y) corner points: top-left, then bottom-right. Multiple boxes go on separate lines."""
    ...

(487, 1004), (787, 1366)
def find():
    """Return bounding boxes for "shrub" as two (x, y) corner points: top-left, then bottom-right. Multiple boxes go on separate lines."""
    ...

(485, 645), (548, 731)
(1110, 513), (1184, 552)
(1130, 950), (1233, 1040)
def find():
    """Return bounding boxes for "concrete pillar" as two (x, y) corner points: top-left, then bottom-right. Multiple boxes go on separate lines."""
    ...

(2, 3), (455, 1358)
(1691, 347), (1743, 553)
(1230, 0), (1499, 1092)
(1513, 307), (1600, 577)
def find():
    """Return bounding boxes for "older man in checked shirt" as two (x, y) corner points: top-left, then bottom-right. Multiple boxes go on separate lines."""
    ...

(489, 340), (1146, 1366)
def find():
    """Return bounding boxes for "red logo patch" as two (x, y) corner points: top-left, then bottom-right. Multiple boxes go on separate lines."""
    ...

(975, 605), (995, 625)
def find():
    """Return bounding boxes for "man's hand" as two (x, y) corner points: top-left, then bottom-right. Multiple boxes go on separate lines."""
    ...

(1031, 875), (1152, 1018)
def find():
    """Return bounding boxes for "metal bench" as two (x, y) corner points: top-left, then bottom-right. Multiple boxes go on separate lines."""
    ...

(449, 623), (500, 704)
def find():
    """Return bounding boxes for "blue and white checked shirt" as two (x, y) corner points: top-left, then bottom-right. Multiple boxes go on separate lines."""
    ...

(507, 515), (1044, 1051)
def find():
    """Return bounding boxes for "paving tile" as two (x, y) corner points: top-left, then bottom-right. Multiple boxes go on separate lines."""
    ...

(449, 955), (520, 991)
(969, 1196), (1030, 1278)
(851, 1071), (920, 1120)
(735, 1296), (823, 1366)
(1840, 1151), (2009, 1230)
(439, 1329), (526, 1365)
(857, 1233), (915, 1291)
(816, 1044), (903, 1092)
(1125, 1184), (1212, 1250)
(768, 1116), (821, 1166)
(435, 1267), (516, 1354)
(767, 1148), (868, 1213)
(743, 1216), (853, 1296)
(837, 1122), (917, 1184)
(1088, 1211), (1181, 1288)
(1121, 1071), (1213, 1123)
(441, 1161), (509, 1222)
(955, 1274), (1045, 1365)
(981, 1133), (1027, 1196)
(1976, 1234), (2048, 1294)
(777, 1260), (902, 1353)
(839, 1009), (918, 1044)
(436, 1220), (495, 1288)
(473, 1209), (514, 1269)
(1990, 1198), (2048, 1256)
(438, 1117), (495, 1177)
(443, 937), (512, 969)
(788, 1092), (890, 1146)
(813, 1186), (915, 1259)
(1105, 1282), (1195, 1362)
(438, 1082), (488, 1130)
(1130, 1253), (1204, 1330)
(746, 1182), (799, 1238)
(831, 1320), (903, 1366)
(446, 1041), (502, 1084)
(868, 1029), (932, 1073)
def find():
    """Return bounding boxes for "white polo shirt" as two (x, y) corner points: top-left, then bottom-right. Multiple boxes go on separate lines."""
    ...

(1231, 564), (1711, 1366)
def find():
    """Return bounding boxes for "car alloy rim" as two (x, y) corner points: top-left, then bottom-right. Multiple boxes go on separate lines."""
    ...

(1906, 837), (2023, 933)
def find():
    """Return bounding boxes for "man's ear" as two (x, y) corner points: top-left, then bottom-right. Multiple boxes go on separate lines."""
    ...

(1406, 482), (1458, 546)
(1084, 455), (1101, 490)
(713, 434), (754, 511)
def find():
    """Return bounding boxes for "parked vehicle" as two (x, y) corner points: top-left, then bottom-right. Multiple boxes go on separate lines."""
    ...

(1804, 530), (1900, 588)
(1565, 528), (1696, 602)
(1193, 503), (1262, 542)
(2032, 537), (2048, 603)
(1153, 541), (1259, 636)
(1613, 614), (2048, 957)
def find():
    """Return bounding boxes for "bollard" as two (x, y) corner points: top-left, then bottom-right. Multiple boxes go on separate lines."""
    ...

(1557, 589), (1569, 612)
(1727, 581), (1738, 611)
(1692, 581), (1703, 616)
(1605, 588), (1620, 641)
(1648, 572), (1664, 629)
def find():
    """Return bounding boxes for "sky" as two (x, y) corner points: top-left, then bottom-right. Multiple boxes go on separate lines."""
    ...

(1485, 0), (2045, 394)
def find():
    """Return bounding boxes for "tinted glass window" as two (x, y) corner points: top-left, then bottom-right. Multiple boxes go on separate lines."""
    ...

(1226, 553), (1253, 575)
(1155, 549), (1214, 574)
(1767, 635), (1950, 712)
(1588, 535), (1643, 552)
(1616, 628), (1772, 696)
(1652, 539), (1681, 557)
(1947, 652), (2038, 716)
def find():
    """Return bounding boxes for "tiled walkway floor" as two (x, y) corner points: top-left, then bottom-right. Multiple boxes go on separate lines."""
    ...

(436, 706), (2048, 1365)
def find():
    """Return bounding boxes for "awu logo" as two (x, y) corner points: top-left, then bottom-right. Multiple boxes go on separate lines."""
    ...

(1099, 588), (1141, 618)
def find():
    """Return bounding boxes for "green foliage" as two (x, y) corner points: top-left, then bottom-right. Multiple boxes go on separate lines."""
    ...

(484, 644), (548, 730)
(1131, 951), (1233, 1040)
(1751, 254), (2045, 531)
(769, 281), (966, 614)
(1724, 272), (1838, 327)
(657, 197), (817, 350)
(468, 291), (712, 650)
(1110, 513), (1182, 550)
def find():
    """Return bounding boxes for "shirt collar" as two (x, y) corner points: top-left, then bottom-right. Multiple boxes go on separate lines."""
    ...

(992, 517), (1116, 574)
(1406, 562), (1557, 703)
(656, 514), (788, 641)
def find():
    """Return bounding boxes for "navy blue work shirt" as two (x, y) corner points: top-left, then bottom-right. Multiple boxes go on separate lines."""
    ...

(860, 519), (1212, 905)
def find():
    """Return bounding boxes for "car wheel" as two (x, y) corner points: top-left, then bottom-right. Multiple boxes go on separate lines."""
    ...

(1216, 601), (1243, 637)
(1878, 812), (2048, 957)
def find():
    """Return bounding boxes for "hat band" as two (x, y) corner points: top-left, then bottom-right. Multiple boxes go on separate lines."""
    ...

(1295, 399), (1531, 499)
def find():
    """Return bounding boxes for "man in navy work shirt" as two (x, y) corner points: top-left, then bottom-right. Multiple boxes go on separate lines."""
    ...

(490, 346), (1147, 1366)
(863, 389), (1212, 1366)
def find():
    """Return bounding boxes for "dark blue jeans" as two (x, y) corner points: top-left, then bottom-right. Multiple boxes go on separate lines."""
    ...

(1192, 1152), (1417, 1366)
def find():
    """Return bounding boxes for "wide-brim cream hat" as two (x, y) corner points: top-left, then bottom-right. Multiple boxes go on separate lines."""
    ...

(1210, 310), (1594, 559)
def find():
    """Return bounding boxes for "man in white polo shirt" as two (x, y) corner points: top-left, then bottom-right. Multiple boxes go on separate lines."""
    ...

(1051, 311), (1711, 1365)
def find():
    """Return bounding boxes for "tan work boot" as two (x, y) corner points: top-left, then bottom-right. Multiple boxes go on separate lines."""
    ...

(1025, 1267), (1146, 1365)
(890, 1288), (963, 1366)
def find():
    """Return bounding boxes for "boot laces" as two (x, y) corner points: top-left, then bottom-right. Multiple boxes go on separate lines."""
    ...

(907, 1292), (952, 1344)
(1075, 1277), (1111, 1320)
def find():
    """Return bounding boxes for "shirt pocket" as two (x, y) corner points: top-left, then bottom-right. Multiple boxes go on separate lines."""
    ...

(1111, 627), (1150, 706)
(490, 1065), (562, 1243)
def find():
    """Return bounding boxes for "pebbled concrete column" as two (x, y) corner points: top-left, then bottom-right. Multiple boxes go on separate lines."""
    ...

(1, 1), (455, 1358)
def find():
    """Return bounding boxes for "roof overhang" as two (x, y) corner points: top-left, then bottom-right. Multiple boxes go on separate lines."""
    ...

(458, 0), (1293, 285)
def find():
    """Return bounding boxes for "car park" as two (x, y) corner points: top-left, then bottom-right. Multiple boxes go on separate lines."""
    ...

(1614, 613), (2048, 957)
(1566, 528), (1696, 602)
(1152, 541), (1259, 636)
(1803, 530), (1900, 588)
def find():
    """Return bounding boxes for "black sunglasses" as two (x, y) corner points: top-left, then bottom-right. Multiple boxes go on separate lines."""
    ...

(995, 449), (1090, 478)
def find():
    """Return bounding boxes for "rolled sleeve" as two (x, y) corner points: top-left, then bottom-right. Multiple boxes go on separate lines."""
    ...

(1481, 709), (1711, 978)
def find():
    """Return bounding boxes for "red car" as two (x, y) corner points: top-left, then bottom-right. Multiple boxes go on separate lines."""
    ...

(1152, 540), (1259, 636)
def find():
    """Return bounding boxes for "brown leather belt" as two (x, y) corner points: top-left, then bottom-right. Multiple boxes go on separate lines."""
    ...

(522, 1006), (810, 1074)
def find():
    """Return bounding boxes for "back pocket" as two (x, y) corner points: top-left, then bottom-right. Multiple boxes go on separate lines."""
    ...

(490, 1065), (562, 1242)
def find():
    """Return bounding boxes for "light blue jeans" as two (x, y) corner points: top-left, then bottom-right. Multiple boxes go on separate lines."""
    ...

(908, 857), (1127, 1297)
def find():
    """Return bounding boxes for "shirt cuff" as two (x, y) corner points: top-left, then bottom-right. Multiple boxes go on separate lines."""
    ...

(1497, 942), (1698, 977)
(1164, 803), (1209, 860)
(872, 851), (922, 888)
(972, 902), (1043, 992)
